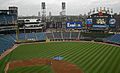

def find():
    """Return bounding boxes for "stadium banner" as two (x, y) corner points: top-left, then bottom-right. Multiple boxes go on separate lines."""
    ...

(86, 19), (92, 24)
(86, 19), (93, 27)
(109, 19), (116, 27)
(66, 22), (82, 28)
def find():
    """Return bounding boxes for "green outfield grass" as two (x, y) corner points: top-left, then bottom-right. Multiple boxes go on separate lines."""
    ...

(0, 42), (120, 73)
(8, 65), (54, 73)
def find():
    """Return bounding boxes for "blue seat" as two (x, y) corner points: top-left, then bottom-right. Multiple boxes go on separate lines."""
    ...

(36, 32), (46, 40)
(0, 34), (15, 54)
(18, 33), (26, 40)
(105, 34), (120, 44)
(71, 32), (79, 39)
(46, 33), (54, 40)
(53, 32), (62, 39)
(63, 32), (70, 39)
(26, 33), (36, 40)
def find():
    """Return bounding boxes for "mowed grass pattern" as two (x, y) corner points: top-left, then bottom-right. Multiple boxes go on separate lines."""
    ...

(1, 42), (120, 73)
(8, 65), (53, 73)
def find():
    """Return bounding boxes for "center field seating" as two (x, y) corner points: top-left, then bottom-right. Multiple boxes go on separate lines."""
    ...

(26, 33), (36, 40)
(63, 32), (70, 40)
(18, 33), (26, 40)
(46, 32), (81, 40)
(104, 34), (120, 44)
(53, 32), (62, 39)
(46, 33), (54, 40)
(35, 32), (46, 40)
(0, 32), (117, 55)
(71, 32), (79, 39)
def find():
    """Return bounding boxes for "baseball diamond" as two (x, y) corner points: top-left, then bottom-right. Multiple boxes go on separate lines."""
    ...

(0, 42), (120, 73)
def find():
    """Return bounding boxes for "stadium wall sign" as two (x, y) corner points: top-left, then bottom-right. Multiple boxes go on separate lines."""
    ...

(66, 22), (82, 28)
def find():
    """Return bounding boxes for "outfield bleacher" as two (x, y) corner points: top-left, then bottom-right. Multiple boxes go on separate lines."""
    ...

(63, 32), (70, 40)
(53, 32), (62, 39)
(0, 32), (118, 55)
(35, 32), (46, 41)
(46, 33), (54, 40)
(104, 34), (120, 44)
(71, 32), (79, 39)
(10, 32), (46, 41)
(26, 33), (36, 40)
(0, 32), (47, 55)
(46, 32), (82, 40)
(0, 34), (15, 54)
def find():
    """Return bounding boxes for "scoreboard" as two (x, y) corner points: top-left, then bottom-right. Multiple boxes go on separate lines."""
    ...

(86, 13), (116, 28)
(96, 18), (106, 24)
(92, 16), (109, 28)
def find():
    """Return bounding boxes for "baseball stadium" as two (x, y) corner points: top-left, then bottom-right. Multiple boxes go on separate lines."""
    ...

(0, 2), (120, 73)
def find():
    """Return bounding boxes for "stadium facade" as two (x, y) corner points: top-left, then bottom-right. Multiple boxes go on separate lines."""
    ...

(0, 3), (120, 55)
(0, 6), (18, 34)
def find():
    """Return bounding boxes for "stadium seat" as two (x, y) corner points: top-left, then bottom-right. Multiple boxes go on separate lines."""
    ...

(53, 32), (62, 39)
(35, 32), (46, 40)
(104, 34), (120, 44)
(46, 33), (54, 40)
(26, 32), (36, 40)
(71, 32), (79, 39)
(0, 14), (17, 25)
(0, 34), (15, 54)
(63, 32), (70, 40)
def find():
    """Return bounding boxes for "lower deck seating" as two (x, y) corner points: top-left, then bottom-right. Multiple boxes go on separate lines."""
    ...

(0, 35), (15, 54)
(0, 32), (47, 55)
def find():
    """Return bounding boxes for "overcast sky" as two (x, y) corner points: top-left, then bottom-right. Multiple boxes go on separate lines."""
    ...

(0, 0), (120, 16)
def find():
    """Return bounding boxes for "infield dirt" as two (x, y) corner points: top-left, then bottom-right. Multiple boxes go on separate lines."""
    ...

(7, 58), (83, 73)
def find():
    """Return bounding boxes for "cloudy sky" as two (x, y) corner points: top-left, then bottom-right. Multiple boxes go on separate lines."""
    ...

(0, 0), (120, 16)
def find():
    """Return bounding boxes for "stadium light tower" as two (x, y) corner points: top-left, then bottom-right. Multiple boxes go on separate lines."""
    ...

(41, 2), (46, 22)
(60, 2), (66, 29)
(62, 2), (66, 17)
(38, 12), (41, 17)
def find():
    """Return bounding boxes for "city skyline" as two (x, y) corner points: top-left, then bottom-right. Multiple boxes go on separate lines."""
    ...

(0, 0), (120, 16)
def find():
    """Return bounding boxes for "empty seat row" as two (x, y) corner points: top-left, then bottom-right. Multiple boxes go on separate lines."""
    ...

(11, 32), (46, 41)
(104, 34), (120, 44)
(46, 32), (81, 40)
(0, 35), (15, 54)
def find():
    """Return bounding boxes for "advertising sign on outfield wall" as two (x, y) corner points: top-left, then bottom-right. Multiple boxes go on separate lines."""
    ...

(66, 22), (82, 28)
